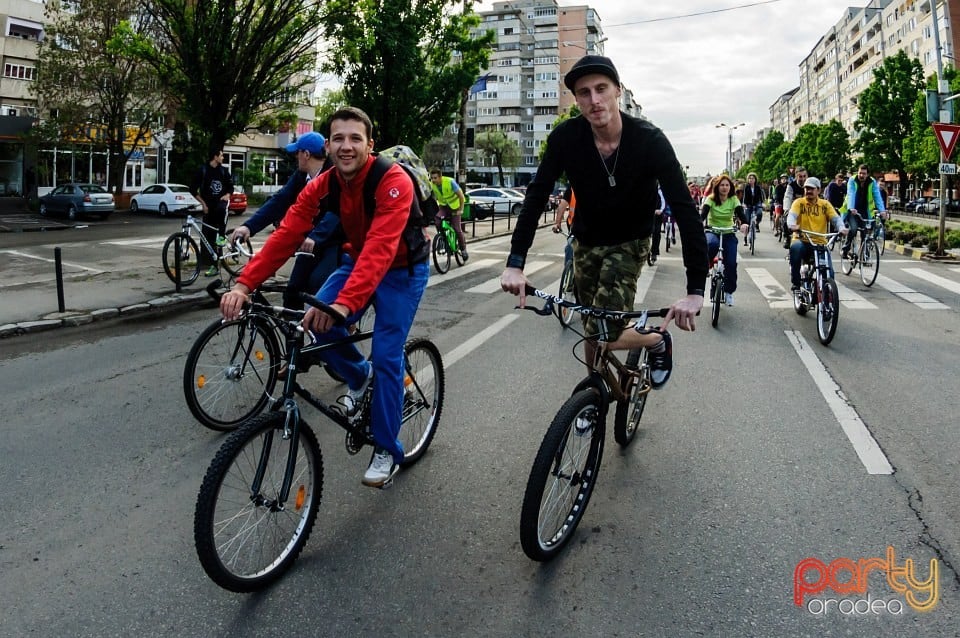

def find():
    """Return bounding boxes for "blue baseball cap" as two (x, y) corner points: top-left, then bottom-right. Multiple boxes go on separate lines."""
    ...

(285, 132), (326, 155)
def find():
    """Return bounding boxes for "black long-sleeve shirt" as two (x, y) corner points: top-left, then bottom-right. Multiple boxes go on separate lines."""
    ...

(508, 112), (707, 295)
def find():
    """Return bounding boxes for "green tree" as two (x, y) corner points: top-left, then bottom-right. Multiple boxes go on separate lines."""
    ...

(854, 50), (924, 191)
(815, 120), (852, 178)
(903, 68), (960, 185)
(538, 104), (580, 162)
(319, 0), (493, 151)
(314, 88), (347, 134)
(35, 0), (163, 195)
(748, 130), (785, 182)
(112, 0), (323, 178)
(475, 130), (520, 186)
(789, 123), (822, 177)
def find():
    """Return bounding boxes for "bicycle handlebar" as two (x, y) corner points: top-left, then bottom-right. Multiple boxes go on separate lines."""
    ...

(521, 284), (670, 320)
(705, 226), (736, 233)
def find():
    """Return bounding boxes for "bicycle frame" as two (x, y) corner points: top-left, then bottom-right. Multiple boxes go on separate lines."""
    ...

(439, 218), (458, 253)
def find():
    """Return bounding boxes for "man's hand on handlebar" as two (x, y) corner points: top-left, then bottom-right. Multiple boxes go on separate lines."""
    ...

(303, 302), (348, 334)
(663, 294), (703, 332)
(230, 225), (251, 245)
(220, 284), (251, 320)
(500, 267), (530, 307)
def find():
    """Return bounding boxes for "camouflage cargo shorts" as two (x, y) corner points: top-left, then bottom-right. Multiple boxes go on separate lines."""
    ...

(572, 237), (651, 341)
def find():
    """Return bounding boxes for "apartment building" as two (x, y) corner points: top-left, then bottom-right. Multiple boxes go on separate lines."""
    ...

(468, 0), (628, 186)
(760, 0), (960, 167)
(0, 0), (312, 201)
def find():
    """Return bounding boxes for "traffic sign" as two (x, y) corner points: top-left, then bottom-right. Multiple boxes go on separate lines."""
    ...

(939, 162), (957, 174)
(932, 122), (960, 159)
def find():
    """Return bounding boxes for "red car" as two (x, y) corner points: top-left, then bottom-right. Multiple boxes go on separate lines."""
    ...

(228, 191), (247, 215)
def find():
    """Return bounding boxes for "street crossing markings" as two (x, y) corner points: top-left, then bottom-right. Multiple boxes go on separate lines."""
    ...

(746, 267), (792, 308)
(834, 279), (877, 309)
(785, 330), (893, 475)
(465, 260), (551, 294)
(426, 259), (498, 288)
(902, 267), (960, 295)
(635, 264), (656, 306)
(101, 236), (169, 247)
(1, 249), (104, 274)
(443, 314), (520, 369)
(874, 274), (948, 310)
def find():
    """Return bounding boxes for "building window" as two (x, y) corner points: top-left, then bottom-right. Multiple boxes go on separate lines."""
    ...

(3, 64), (35, 80)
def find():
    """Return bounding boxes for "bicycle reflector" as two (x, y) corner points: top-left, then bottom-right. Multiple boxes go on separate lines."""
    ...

(197, 375), (206, 389)
(295, 484), (306, 511)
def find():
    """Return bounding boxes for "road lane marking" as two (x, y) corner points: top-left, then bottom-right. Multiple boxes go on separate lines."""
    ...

(426, 259), (498, 288)
(1, 249), (104, 274)
(903, 267), (960, 295)
(466, 260), (551, 293)
(747, 267), (791, 308)
(874, 274), (948, 309)
(834, 279), (877, 309)
(444, 314), (519, 369)
(785, 330), (893, 475)
(101, 237), (168, 246)
(635, 264), (656, 305)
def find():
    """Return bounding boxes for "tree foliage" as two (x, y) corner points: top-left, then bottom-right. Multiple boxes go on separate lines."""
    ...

(903, 67), (960, 182)
(112, 0), (323, 178)
(854, 50), (924, 187)
(319, 0), (493, 152)
(475, 130), (520, 186)
(35, 0), (163, 194)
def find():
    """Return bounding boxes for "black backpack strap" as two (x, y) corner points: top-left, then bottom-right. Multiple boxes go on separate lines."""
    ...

(362, 154), (394, 217)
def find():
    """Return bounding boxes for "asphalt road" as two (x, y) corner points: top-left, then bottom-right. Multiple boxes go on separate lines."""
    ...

(1, 227), (959, 637)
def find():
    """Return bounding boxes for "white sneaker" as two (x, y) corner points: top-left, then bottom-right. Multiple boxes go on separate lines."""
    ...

(725, 293), (734, 307)
(362, 448), (397, 487)
(338, 361), (373, 415)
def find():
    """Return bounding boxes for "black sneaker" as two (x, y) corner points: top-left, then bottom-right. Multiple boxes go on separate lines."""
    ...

(649, 331), (673, 389)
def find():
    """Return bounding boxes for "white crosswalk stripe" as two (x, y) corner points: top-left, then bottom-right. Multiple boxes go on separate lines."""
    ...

(834, 279), (877, 309)
(903, 267), (960, 295)
(426, 259), (499, 288)
(102, 236), (168, 247)
(874, 273), (949, 309)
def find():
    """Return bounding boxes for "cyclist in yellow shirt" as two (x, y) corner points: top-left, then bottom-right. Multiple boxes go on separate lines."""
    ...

(429, 169), (468, 261)
(786, 177), (848, 294)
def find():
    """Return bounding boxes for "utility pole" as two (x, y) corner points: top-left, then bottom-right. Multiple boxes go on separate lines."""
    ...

(931, 1), (949, 256)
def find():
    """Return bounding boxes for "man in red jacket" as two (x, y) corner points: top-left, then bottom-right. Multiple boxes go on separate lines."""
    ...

(220, 107), (430, 488)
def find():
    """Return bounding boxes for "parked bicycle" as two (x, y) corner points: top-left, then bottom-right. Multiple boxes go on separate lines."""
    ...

(516, 285), (670, 561)
(432, 217), (466, 274)
(705, 226), (735, 328)
(840, 212), (880, 287)
(794, 230), (841, 345)
(193, 293), (444, 592)
(161, 214), (253, 286)
(182, 283), (375, 431)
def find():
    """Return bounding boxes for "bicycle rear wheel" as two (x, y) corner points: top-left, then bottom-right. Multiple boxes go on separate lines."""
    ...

(432, 233), (451, 274)
(183, 316), (281, 431)
(221, 235), (254, 277)
(711, 274), (722, 328)
(556, 260), (576, 328)
(749, 224), (756, 255)
(614, 348), (649, 447)
(451, 230), (465, 267)
(817, 276), (840, 345)
(162, 232), (200, 285)
(859, 239), (879, 287)
(194, 413), (323, 592)
(520, 389), (605, 561)
(840, 237), (856, 275)
(399, 338), (444, 467)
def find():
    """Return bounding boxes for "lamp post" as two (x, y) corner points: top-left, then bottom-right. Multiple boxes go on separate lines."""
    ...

(715, 122), (745, 175)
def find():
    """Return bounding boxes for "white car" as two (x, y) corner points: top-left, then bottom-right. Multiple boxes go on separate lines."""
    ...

(465, 187), (526, 215)
(130, 183), (202, 216)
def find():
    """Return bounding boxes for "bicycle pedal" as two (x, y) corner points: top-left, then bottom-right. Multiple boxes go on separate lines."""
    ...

(345, 431), (365, 455)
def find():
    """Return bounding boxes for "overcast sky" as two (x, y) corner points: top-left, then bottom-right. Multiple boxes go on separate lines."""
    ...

(475, 0), (855, 176)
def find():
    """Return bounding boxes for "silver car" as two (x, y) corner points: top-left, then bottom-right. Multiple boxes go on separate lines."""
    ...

(39, 183), (115, 221)
(465, 187), (525, 215)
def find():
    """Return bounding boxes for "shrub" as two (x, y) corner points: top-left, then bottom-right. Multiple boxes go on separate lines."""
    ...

(910, 235), (927, 248)
(947, 230), (960, 249)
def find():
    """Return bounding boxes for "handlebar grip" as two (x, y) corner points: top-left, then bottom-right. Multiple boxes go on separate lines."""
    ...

(299, 292), (346, 326)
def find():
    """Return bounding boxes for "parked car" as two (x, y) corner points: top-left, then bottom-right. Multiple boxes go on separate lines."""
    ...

(924, 198), (942, 213)
(228, 191), (248, 215)
(904, 197), (931, 213)
(887, 195), (901, 207)
(39, 183), (114, 221)
(465, 187), (525, 215)
(130, 183), (201, 216)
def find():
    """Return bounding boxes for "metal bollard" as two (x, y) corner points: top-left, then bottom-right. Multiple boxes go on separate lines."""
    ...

(54, 247), (65, 313)
(174, 235), (182, 293)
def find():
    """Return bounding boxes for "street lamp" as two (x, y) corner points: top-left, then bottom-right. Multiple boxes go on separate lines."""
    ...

(715, 122), (745, 175)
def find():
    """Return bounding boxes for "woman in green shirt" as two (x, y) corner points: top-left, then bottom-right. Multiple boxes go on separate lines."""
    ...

(700, 175), (749, 306)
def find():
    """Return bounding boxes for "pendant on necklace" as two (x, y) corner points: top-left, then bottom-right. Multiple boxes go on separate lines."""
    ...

(608, 175), (616, 187)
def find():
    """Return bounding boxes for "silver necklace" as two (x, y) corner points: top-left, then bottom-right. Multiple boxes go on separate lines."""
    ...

(596, 143), (620, 187)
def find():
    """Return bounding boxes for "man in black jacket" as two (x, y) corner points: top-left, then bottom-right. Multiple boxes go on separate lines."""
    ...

(190, 149), (235, 275)
(500, 55), (707, 389)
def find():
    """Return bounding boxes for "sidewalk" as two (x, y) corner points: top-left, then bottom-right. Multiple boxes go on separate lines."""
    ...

(0, 210), (537, 339)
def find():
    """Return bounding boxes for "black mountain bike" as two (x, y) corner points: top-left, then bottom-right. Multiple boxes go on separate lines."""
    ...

(516, 285), (670, 561)
(794, 230), (841, 345)
(194, 294), (443, 592)
(706, 226), (735, 328)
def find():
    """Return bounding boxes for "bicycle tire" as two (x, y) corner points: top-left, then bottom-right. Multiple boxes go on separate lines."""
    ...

(520, 389), (605, 561)
(840, 237), (856, 276)
(162, 232), (201, 285)
(859, 238), (879, 287)
(556, 260), (576, 328)
(749, 224), (756, 255)
(711, 274), (722, 328)
(194, 413), (323, 592)
(613, 348), (649, 447)
(221, 235), (254, 277)
(432, 233), (451, 274)
(450, 229), (465, 267)
(398, 338), (444, 467)
(794, 283), (809, 316)
(817, 276), (840, 345)
(646, 251), (656, 266)
(876, 224), (886, 255)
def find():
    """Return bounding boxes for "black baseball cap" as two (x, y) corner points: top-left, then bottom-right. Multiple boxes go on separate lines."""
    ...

(563, 55), (621, 91)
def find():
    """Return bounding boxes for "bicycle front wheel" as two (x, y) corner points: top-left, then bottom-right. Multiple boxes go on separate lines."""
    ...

(840, 238), (856, 275)
(749, 225), (756, 255)
(614, 348), (649, 447)
(859, 239), (879, 287)
(162, 232), (200, 285)
(520, 389), (605, 562)
(432, 233), (451, 274)
(817, 276), (840, 345)
(711, 274), (722, 328)
(183, 316), (281, 431)
(221, 236), (255, 277)
(399, 338), (444, 467)
(556, 260), (577, 328)
(876, 224), (886, 255)
(194, 413), (323, 592)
